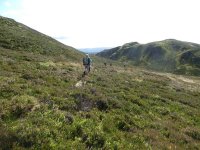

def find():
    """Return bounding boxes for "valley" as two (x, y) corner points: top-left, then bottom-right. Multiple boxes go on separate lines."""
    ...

(0, 16), (200, 149)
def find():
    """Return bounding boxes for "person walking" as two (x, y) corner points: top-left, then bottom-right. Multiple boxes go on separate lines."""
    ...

(82, 54), (91, 76)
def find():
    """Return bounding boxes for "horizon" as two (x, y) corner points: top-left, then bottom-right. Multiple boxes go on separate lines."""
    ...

(1, 0), (200, 49)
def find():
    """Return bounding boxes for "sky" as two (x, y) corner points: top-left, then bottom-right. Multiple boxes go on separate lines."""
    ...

(0, 0), (200, 49)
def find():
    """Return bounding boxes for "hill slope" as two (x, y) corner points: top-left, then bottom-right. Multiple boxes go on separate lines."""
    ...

(0, 17), (200, 149)
(0, 16), (83, 60)
(0, 48), (200, 149)
(97, 39), (200, 76)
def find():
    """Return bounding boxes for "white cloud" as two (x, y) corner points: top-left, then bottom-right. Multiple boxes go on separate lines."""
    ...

(1, 0), (200, 48)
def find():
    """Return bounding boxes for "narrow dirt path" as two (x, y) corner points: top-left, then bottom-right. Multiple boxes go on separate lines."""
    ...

(146, 71), (200, 91)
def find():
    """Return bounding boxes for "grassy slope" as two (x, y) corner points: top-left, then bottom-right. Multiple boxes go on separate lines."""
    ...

(0, 16), (83, 61)
(97, 39), (200, 76)
(0, 48), (200, 149)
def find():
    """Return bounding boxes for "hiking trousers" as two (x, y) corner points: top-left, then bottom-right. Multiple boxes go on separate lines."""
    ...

(84, 65), (90, 73)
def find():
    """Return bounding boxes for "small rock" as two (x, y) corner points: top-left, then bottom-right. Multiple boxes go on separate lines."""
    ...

(75, 80), (86, 88)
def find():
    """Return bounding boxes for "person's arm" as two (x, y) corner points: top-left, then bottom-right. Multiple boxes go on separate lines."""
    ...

(88, 58), (91, 65)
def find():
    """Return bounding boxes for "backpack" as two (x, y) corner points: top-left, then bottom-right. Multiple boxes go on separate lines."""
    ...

(83, 57), (90, 65)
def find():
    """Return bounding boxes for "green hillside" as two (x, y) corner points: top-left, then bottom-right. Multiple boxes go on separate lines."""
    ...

(0, 16), (83, 61)
(97, 39), (200, 76)
(0, 47), (200, 149)
(0, 16), (200, 149)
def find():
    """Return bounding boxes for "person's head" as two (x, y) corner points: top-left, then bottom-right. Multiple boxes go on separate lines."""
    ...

(86, 53), (89, 58)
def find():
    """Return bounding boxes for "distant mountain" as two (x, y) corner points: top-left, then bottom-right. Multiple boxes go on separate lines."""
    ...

(79, 47), (111, 54)
(0, 16), (83, 60)
(97, 39), (200, 76)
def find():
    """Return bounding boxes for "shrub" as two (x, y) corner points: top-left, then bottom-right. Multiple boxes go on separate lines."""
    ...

(10, 95), (38, 119)
(96, 99), (108, 111)
(85, 133), (105, 149)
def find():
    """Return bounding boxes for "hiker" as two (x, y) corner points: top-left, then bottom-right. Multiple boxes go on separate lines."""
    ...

(82, 54), (91, 75)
